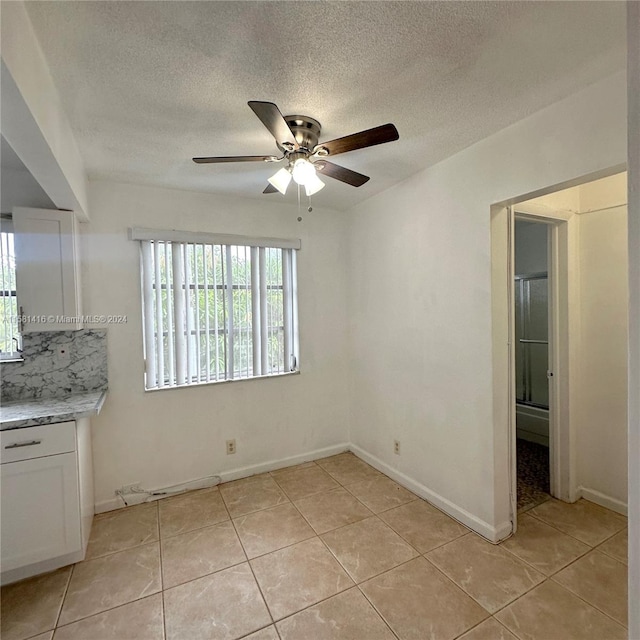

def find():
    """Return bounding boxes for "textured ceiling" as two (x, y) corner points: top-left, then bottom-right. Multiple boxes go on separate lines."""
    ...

(24, 1), (626, 211)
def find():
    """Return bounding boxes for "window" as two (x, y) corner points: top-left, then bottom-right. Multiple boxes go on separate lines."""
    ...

(133, 229), (299, 390)
(0, 226), (20, 360)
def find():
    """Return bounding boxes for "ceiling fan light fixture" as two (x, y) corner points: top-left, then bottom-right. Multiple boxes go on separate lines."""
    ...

(291, 158), (317, 186)
(267, 167), (292, 194)
(304, 174), (325, 196)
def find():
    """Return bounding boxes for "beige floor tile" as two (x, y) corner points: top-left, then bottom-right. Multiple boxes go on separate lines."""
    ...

(321, 517), (418, 582)
(529, 498), (626, 546)
(294, 488), (373, 534)
(552, 550), (628, 626)
(58, 542), (161, 626)
(220, 475), (289, 518)
(458, 618), (518, 640)
(360, 557), (488, 640)
(241, 627), (279, 640)
(161, 520), (246, 588)
(501, 514), (590, 575)
(159, 487), (229, 538)
(277, 588), (395, 640)
(233, 502), (315, 558)
(0, 567), (71, 640)
(85, 503), (158, 559)
(598, 528), (628, 565)
(495, 580), (627, 640)
(25, 633), (53, 640)
(344, 476), (417, 513)
(427, 534), (544, 613)
(271, 464), (339, 501)
(317, 454), (382, 485)
(379, 499), (468, 552)
(53, 594), (163, 640)
(163, 563), (271, 640)
(250, 537), (353, 620)
(270, 461), (317, 476)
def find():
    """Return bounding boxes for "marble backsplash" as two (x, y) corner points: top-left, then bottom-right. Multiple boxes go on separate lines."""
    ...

(0, 330), (108, 401)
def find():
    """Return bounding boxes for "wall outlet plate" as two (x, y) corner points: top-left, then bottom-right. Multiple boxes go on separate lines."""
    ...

(226, 439), (236, 455)
(393, 440), (400, 455)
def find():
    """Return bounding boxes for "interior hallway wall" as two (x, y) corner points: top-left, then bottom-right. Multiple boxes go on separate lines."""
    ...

(626, 3), (640, 634)
(346, 71), (627, 540)
(576, 183), (628, 510)
(82, 180), (350, 511)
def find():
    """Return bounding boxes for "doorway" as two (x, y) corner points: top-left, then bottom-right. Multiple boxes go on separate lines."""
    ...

(493, 170), (629, 533)
(514, 220), (551, 512)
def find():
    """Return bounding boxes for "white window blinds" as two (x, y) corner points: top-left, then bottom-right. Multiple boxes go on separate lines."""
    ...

(137, 236), (299, 390)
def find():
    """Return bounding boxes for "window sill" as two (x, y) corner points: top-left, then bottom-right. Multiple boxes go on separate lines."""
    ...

(144, 369), (300, 392)
(0, 356), (25, 364)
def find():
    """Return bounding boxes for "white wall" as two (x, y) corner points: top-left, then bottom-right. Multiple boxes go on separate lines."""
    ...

(627, 3), (640, 634)
(347, 71), (627, 540)
(83, 181), (350, 511)
(0, 3), (88, 218)
(577, 199), (628, 508)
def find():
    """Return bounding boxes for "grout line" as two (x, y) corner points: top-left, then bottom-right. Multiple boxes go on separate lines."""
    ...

(53, 562), (75, 629)
(161, 588), (167, 640)
(419, 553), (504, 614)
(450, 616), (503, 640)
(525, 509), (618, 548)
(353, 584), (401, 640)
(54, 591), (163, 631)
(497, 532), (592, 579)
(228, 516), (275, 626)
(548, 573), (629, 629)
(161, 558), (248, 591)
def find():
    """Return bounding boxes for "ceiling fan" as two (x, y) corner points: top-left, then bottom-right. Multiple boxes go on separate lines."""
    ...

(193, 101), (399, 196)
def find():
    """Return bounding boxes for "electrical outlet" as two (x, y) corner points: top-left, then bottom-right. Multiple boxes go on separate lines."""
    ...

(226, 439), (236, 455)
(393, 440), (400, 455)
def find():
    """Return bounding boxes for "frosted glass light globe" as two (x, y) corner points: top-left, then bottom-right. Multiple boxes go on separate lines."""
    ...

(291, 159), (316, 185)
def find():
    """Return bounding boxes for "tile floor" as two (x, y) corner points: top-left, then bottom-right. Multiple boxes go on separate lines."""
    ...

(1, 452), (630, 640)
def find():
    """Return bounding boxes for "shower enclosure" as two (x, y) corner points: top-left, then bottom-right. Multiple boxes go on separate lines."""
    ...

(515, 272), (550, 446)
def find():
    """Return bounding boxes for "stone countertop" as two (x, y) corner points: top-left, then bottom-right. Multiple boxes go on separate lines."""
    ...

(0, 390), (107, 430)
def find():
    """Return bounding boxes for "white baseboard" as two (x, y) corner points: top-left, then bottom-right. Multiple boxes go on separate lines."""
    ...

(95, 442), (350, 514)
(349, 444), (512, 543)
(578, 486), (628, 516)
(95, 440), (516, 544)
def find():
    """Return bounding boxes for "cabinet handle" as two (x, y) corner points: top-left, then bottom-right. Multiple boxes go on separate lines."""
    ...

(4, 440), (42, 449)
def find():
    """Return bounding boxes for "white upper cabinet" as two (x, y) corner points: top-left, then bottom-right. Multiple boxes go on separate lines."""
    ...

(13, 207), (82, 331)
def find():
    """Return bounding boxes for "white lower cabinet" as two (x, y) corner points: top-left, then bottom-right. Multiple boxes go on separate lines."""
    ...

(0, 420), (94, 585)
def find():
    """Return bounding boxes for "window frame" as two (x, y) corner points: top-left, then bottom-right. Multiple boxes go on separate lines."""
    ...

(132, 228), (300, 391)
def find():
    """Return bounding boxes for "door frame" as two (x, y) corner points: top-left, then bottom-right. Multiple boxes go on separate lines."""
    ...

(491, 201), (579, 531)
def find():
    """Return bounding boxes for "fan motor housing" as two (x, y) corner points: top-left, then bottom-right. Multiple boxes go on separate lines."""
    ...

(281, 115), (321, 152)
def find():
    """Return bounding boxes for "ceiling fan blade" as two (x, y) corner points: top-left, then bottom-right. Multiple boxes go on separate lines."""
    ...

(193, 155), (276, 164)
(315, 161), (370, 187)
(248, 101), (298, 148)
(316, 123), (399, 156)
(263, 183), (278, 194)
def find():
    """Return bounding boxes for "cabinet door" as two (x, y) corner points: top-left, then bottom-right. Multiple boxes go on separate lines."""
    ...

(13, 207), (82, 331)
(1, 452), (82, 572)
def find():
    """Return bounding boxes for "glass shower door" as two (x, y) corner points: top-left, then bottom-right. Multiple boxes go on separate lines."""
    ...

(515, 274), (549, 409)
